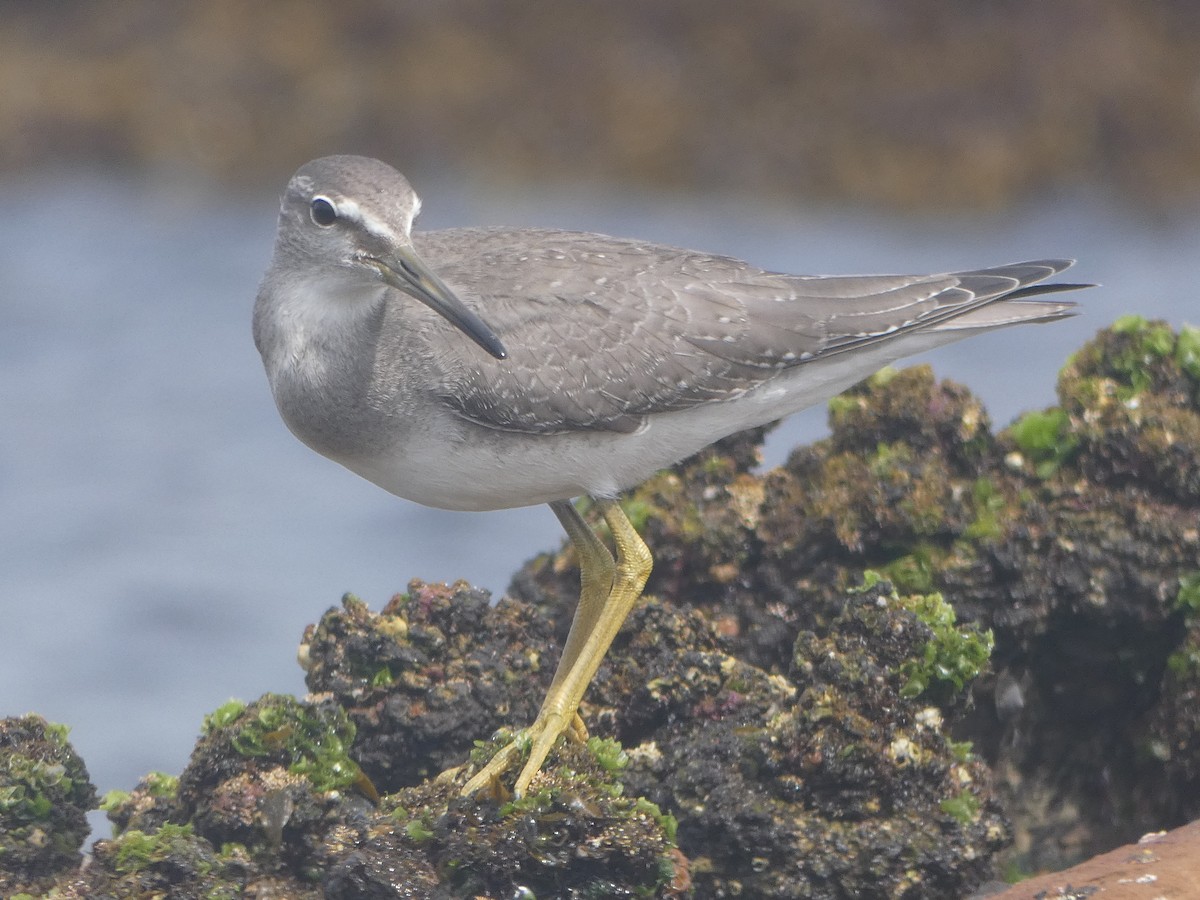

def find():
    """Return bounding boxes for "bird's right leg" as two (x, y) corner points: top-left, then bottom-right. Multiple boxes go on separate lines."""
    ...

(544, 497), (618, 740)
(461, 498), (652, 798)
(506, 498), (651, 796)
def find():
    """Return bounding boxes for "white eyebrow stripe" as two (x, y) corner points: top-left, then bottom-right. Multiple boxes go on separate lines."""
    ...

(332, 194), (420, 239)
(331, 197), (393, 241)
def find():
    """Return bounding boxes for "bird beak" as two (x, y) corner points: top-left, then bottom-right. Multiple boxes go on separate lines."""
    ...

(368, 247), (507, 360)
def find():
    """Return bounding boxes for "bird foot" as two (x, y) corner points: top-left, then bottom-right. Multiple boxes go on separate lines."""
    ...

(460, 712), (588, 798)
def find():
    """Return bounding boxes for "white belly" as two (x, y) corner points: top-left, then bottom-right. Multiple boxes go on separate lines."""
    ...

(338, 329), (952, 511)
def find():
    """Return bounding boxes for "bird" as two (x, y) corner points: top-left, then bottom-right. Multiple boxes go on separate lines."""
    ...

(253, 154), (1085, 797)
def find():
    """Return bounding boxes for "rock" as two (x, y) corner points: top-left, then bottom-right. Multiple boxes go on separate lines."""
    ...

(984, 819), (1200, 900)
(10, 321), (1198, 895)
(0, 715), (97, 896)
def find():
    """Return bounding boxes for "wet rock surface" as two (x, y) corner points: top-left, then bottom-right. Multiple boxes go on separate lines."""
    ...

(0, 715), (97, 897)
(300, 584), (552, 794)
(298, 575), (1005, 897)
(518, 319), (1200, 877)
(62, 683), (682, 898)
(4, 321), (1199, 896)
(594, 587), (1009, 898)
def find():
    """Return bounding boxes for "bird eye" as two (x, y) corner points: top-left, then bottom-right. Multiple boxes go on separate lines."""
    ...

(310, 197), (338, 227)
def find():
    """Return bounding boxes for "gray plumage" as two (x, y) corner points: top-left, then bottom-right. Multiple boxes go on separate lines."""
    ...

(414, 228), (1074, 435)
(254, 155), (1084, 511)
(254, 155), (1089, 798)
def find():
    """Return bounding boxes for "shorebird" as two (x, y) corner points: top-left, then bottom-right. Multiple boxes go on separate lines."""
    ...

(254, 155), (1084, 796)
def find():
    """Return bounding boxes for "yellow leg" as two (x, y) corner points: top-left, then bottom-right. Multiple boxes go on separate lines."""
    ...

(461, 498), (652, 797)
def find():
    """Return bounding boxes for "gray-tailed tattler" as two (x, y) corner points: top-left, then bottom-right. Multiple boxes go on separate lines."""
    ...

(254, 155), (1086, 797)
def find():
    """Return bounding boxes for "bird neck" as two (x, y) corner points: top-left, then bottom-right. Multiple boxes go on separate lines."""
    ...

(256, 265), (385, 370)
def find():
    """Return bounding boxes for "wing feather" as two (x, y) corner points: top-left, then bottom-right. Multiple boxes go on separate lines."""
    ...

(413, 229), (1079, 434)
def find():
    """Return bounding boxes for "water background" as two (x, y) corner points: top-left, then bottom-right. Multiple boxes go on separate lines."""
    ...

(2, 167), (1196, 835)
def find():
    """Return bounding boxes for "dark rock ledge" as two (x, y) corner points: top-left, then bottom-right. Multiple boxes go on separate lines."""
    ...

(3, 320), (1198, 898)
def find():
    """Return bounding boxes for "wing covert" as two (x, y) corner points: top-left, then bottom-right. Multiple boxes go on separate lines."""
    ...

(411, 229), (1074, 435)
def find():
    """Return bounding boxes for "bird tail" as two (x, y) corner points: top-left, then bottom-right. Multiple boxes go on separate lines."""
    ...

(932, 260), (1089, 331)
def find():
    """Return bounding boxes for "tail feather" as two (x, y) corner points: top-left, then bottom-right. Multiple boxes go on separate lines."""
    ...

(932, 261), (1090, 331)
(933, 298), (1080, 331)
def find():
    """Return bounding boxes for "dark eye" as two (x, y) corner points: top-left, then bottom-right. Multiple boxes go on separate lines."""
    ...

(310, 197), (337, 227)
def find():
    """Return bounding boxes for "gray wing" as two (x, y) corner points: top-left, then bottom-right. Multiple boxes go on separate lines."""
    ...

(414, 228), (1078, 435)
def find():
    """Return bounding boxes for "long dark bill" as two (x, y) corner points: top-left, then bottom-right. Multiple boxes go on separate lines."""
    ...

(370, 248), (508, 359)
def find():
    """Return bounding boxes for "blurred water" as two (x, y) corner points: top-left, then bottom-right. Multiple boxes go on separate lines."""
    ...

(1, 167), (1196, 834)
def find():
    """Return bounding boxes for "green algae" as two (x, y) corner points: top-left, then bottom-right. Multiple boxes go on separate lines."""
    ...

(1081, 315), (1190, 399)
(880, 543), (944, 594)
(101, 823), (245, 899)
(632, 796), (678, 844)
(586, 735), (629, 775)
(1166, 645), (1200, 678)
(964, 477), (1005, 540)
(0, 721), (78, 823)
(1175, 571), (1200, 615)
(142, 771), (180, 798)
(1167, 573), (1200, 677)
(1175, 323), (1200, 381)
(0, 715), (97, 883)
(202, 700), (248, 733)
(202, 694), (364, 794)
(828, 368), (900, 426)
(939, 790), (983, 826)
(852, 573), (994, 701)
(404, 817), (435, 842)
(112, 823), (203, 875)
(1008, 407), (1078, 478)
(895, 587), (994, 701)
